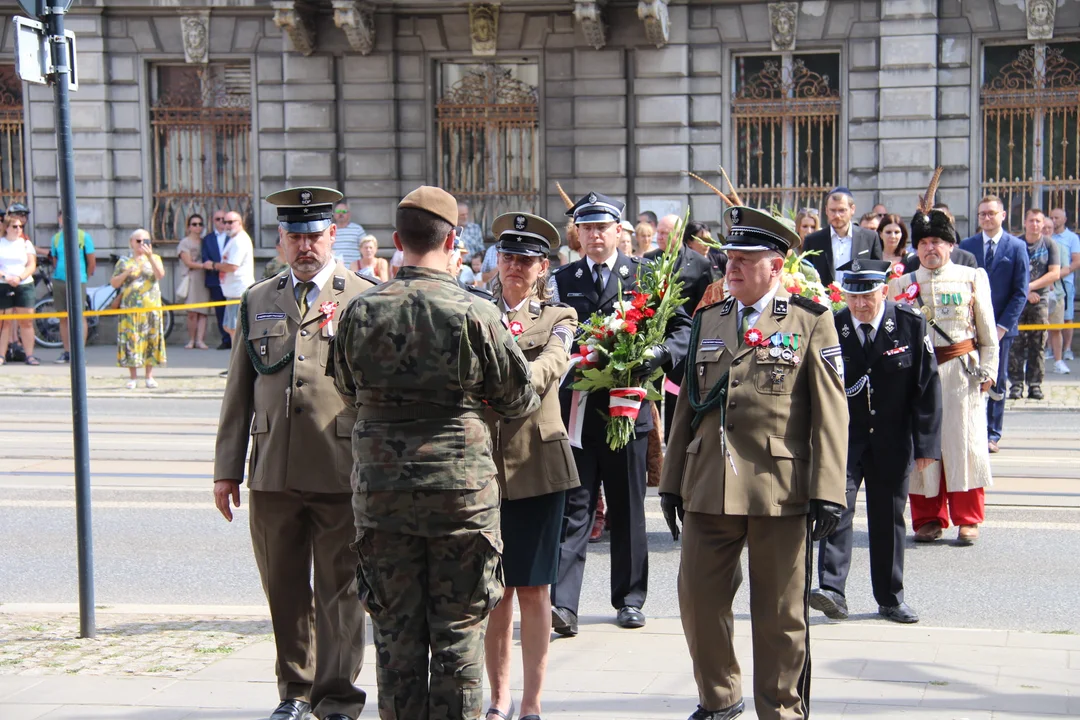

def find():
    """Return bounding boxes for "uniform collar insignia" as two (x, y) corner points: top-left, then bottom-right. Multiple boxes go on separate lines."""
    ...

(720, 298), (735, 315)
(277, 276), (288, 290)
(884, 317), (896, 333)
(619, 265), (630, 278)
(333, 275), (346, 291)
(841, 324), (851, 338)
(773, 298), (788, 317)
(575, 267), (584, 279)
(529, 301), (541, 315)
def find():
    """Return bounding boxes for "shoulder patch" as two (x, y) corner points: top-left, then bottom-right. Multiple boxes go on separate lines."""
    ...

(790, 294), (828, 315)
(820, 344), (844, 380)
(551, 324), (574, 354)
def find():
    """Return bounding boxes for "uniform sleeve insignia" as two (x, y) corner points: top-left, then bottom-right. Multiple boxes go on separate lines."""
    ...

(333, 275), (346, 291)
(773, 298), (788, 317)
(884, 317), (896, 333)
(924, 334), (934, 354)
(720, 297), (735, 316)
(552, 325), (574, 353)
(821, 344), (845, 380)
(790, 294), (828, 315)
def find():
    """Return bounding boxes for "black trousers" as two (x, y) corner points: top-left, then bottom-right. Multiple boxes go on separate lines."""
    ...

(816, 447), (908, 608)
(208, 285), (230, 347)
(552, 431), (649, 614)
(663, 389), (678, 444)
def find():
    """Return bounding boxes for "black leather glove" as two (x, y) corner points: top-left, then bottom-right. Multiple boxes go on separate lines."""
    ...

(809, 500), (843, 541)
(660, 492), (685, 541)
(630, 344), (671, 380)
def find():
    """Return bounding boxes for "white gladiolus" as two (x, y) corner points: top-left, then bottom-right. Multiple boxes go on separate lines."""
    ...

(608, 317), (625, 332)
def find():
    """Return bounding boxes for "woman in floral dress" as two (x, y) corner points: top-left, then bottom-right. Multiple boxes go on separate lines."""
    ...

(111, 228), (166, 388)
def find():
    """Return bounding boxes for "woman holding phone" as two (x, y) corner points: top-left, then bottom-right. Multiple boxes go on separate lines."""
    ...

(111, 228), (167, 388)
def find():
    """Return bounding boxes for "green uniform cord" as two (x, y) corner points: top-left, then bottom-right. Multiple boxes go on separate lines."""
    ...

(240, 292), (295, 376)
(685, 315), (730, 432)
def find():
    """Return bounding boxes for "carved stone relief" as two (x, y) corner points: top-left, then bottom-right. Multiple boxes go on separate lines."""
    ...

(574, 1), (606, 51)
(637, 0), (669, 49)
(769, 2), (798, 52)
(1026, 0), (1055, 41)
(180, 12), (210, 64)
(469, 3), (499, 57)
(271, 1), (316, 56)
(332, 1), (376, 55)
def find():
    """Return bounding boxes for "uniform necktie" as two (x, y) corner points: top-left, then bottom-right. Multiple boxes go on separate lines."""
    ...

(739, 306), (755, 343)
(985, 240), (995, 268)
(860, 323), (875, 356)
(593, 263), (605, 297)
(295, 280), (314, 317)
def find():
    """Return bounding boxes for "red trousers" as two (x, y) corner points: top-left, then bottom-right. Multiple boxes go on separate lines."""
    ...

(910, 470), (985, 530)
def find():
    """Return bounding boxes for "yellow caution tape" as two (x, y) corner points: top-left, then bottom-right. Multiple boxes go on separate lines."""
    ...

(1016, 323), (1080, 330)
(0, 299), (240, 321)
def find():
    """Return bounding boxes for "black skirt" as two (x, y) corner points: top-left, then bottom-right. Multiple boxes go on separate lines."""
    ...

(500, 490), (566, 587)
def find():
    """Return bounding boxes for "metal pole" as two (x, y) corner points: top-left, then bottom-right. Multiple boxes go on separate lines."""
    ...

(46, 0), (94, 638)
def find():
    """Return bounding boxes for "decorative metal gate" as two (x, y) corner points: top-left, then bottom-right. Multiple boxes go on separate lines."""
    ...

(981, 44), (1080, 233)
(733, 56), (841, 211)
(0, 65), (26, 211)
(150, 64), (252, 243)
(436, 64), (539, 229)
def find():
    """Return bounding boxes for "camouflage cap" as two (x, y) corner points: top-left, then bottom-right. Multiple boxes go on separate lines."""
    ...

(398, 186), (458, 226)
(265, 186), (343, 234)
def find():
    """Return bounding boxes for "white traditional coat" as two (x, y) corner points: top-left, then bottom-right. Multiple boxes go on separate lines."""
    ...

(889, 262), (998, 496)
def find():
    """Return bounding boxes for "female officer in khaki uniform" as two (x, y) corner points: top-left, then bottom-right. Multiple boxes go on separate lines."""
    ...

(483, 213), (579, 720)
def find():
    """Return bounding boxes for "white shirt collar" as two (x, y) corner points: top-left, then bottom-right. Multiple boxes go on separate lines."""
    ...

(290, 260), (336, 293)
(502, 296), (529, 314)
(830, 224), (853, 242)
(983, 228), (1003, 245)
(586, 253), (618, 274)
(855, 302), (886, 337)
(737, 283), (780, 318)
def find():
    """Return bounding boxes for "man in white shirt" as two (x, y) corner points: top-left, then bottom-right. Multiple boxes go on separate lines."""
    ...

(802, 187), (883, 286)
(331, 201), (366, 268)
(1049, 208), (1080, 371)
(213, 211), (256, 343)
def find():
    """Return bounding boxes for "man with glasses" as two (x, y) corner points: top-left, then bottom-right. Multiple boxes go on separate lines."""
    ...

(958, 196), (1029, 453)
(549, 192), (691, 635)
(212, 212), (256, 345)
(802, 187), (883, 286)
(202, 210), (232, 349)
(49, 210), (96, 363)
(331, 201), (366, 268)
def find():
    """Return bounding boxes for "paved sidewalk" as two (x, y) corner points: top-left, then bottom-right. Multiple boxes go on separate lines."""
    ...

(2, 609), (1078, 719)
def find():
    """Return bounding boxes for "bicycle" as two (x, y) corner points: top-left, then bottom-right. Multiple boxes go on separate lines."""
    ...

(33, 254), (175, 348)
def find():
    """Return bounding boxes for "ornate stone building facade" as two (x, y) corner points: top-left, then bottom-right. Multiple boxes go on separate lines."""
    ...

(0, 0), (1077, 258)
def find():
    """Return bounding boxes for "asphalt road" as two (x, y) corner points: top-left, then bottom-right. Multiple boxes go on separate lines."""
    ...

(1, 397), (1079, 633)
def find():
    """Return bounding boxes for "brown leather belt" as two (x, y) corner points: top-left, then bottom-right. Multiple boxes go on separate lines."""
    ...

(934, 338), (976, 365)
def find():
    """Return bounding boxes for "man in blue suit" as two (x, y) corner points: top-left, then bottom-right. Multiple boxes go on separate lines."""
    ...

(958, 195), (1029, 453)
(201, 209), (231, 349)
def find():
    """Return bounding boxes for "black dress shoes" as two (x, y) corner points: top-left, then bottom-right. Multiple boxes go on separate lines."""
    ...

(551, 606), (579, 637)
(689, 700), (745, 719)
(809, 588), (849, 620)
(616, 606), (646, 629)
(217, 340), (232, 350)
(323, 715), (353, 720)
(878, 602), (920, 624)
(269, 699), (310, 720)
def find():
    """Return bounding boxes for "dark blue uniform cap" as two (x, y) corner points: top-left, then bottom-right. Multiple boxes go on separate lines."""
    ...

(566, 192), (624, 225)
(838, 258), (891, 294)
(265, 186), (343, 234)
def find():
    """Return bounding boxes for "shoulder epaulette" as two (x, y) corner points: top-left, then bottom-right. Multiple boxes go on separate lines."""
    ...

(790, 294), (828, 316)
(698, 296), (731, 314)
(466, 285), (496, 303)
(542, 300), (572, 309)
(896, 302), (921, 316)
(552, 263), (572, 274)
(354, 271), (379, 286)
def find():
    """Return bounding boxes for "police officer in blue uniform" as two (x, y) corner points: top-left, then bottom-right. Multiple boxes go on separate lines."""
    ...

(550, 192), (692, 634)
(811, 259), (942, 624)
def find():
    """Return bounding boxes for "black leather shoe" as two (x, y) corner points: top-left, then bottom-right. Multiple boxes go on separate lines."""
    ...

(269, 699), (310, 720)
(689, 700), (745, 719)
(551, 606), (578, 637)
(809, 588), (849, 620)
(1028, 386), (1044, 400)
(217, 340), (232, 350)
(616, 606), (646, 629)
(1008, 385), (1022, 399)
(323, 715), (353, 720)
(878, 602), (919, 624)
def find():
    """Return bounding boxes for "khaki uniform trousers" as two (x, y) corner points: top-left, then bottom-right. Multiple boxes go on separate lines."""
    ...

(679, 512), (812, 720)
(249, 489), (367, 719)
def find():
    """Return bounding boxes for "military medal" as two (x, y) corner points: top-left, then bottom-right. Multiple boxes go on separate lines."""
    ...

(770, 368), (785, 386)
(744, 328), (764, 346)
(940, 306), (950, 316)
(781, 348), (794, 361)
(508, 320), (524, 341)
(319, 301), (338, 337)
(941, 292), (962, 305)
(769, 346), (782, 358)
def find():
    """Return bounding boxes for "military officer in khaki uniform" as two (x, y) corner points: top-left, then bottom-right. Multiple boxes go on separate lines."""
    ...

(214, 187), (375, 720)
(482, 213), (579, 720)
(659, 207), (849, 720)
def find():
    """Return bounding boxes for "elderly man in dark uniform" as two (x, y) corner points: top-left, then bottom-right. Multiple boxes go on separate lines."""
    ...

(550, 192), (691, 634)
(214, 187), (376, 720)
(660, 206), (848, 720)
(810, 259), (942, 626)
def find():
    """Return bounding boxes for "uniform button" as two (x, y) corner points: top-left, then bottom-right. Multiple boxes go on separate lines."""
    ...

(732, 359), (741, 366)
(727, 424), (734, 431)
(731, 380), (740, 388)
(867, 368), (872, 374)
(869, 427), (874, 433)
(728, 402), (736, 409)
(869, 409), (876, 415)
(296, 380), (304, 388)
(300, 330), (308, 337)
(298, 355), (305, 361)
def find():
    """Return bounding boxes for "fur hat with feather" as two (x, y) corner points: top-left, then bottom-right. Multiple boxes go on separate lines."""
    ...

(909, 167), (957, 245)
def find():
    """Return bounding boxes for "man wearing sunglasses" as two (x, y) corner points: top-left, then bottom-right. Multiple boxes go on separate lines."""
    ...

(202, 210), (232, 349)
(49, 210), (96, 363)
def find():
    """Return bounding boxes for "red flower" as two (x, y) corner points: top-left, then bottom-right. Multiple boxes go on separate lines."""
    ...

(626, 308), (644, 323)
(643, 307), (655, 318)
(631, 291), (649, 310)
(787, 285), (800, 295)
(593, 329), (607, 340)
(811, 296), (820, 304)
(624, 321), (638, 335)
(828, 290), (842, 303)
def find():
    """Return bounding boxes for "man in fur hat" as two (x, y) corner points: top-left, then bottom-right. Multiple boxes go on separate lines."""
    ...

(887, 180), (998, 546)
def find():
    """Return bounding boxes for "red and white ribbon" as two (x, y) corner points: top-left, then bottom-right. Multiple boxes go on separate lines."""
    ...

(568, 390), (588, 449)
(663, 378), (681, 395)
(609, 387), (647, 419)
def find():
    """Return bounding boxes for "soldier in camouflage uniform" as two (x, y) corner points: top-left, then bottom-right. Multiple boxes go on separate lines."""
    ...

(330, 186), (540, 720)
(1007, 208), (1060, 400)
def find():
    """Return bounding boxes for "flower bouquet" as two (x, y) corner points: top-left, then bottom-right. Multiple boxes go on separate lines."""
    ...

(568, 216), (689, 450)
(782, 250), (845, 313)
